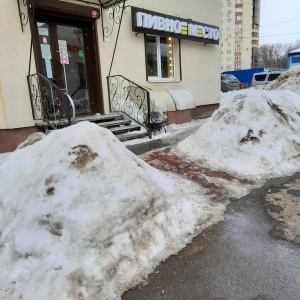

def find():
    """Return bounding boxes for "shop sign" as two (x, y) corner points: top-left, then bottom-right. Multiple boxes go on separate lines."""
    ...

(58, 40), (69, 65)
(131, 7), (219, 45)
(60, 53), (69, 65)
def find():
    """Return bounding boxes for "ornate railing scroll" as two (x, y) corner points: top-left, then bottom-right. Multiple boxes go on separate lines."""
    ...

(101, 0), (126, 40)
(27, 73), (75, 130)
(17, 0), (35, 32)
(99, 0), (125, 9)
(107, 75), (153, 138)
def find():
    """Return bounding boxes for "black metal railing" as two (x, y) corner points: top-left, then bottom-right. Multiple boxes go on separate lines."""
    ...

(27, 73), (75, 130)
(107, 75), (153, 138)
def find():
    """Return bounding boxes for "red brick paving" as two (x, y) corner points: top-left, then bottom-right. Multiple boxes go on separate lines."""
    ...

(140, 147), (247, 201)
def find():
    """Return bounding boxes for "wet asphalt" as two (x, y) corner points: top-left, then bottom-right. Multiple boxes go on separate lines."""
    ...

(124, 142), (300, 300)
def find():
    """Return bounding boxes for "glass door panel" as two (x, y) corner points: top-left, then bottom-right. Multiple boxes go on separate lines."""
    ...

(57, 25), (90, 114)
(37, 22), (62, 118)
(37, 22), (56, 83)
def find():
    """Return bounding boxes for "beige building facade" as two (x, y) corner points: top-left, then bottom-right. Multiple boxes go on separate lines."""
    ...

(221, 0), (260, 71)
(0, 0), (221, 153)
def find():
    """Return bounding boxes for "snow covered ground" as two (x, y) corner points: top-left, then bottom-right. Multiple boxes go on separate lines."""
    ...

(175, 88), (300, 180)
(1, 67), (300, 299)
(264, 65), (300, 95)
(0, 122), (225, 300)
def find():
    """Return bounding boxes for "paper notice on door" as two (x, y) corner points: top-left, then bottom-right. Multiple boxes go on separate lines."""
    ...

(58, 40), (68, 54)
(38, 27), (49, 36)
(40, 44), (52, 60)
(45, 59), (53, 79)
(58, 40), (69, 64)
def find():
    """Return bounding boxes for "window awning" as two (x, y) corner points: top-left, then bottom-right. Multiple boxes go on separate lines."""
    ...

(70, 0), (127, 9)
(35, 0), (127, 9)
(99, 0), (126, 9)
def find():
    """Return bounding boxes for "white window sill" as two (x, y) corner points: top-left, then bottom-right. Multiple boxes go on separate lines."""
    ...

(147, 78), (180, 83)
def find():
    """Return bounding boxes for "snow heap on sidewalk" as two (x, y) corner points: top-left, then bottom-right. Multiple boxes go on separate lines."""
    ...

(175, 89), (300, 180)
(0, 122), (225, 300)
(264, 66), (300, 95)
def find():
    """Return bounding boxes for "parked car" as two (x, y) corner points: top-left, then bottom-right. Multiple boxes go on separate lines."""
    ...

(250, 71), (282, 87)
(241, 82), (249, 89)
(221, 74), (242, 92)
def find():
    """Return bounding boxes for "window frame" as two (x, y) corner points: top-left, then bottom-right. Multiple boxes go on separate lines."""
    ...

(144, 34), (181, 82)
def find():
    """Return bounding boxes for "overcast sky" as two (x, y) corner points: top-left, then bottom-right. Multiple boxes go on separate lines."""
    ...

(260, 0), (300, 45)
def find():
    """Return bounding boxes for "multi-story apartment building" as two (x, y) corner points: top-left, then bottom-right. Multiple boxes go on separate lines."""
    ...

(221, 0), (260, 71)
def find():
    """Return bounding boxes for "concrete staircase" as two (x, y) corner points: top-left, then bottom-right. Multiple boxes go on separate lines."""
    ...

(35, 113), (148, 141)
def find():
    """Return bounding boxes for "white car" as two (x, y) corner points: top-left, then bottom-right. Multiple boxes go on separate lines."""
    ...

(251, 71), (282, 87)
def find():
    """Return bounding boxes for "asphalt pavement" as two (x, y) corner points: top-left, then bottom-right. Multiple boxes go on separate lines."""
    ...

(124, 142), (300, 300)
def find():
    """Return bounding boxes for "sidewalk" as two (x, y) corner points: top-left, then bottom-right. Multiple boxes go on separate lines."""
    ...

(124, 140), (300, 300)
(128, 142), (248, 201)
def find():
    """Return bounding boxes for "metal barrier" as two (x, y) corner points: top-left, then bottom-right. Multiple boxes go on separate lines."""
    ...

(27, 73), (75, 130)
(107, 75), (152, 138)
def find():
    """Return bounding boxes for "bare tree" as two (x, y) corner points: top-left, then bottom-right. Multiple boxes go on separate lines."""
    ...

(258, 43), (293, 69)
(292, 38), (300, 50)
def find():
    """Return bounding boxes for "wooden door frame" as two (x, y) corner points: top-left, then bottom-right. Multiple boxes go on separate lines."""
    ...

(31, 3), (104, 115)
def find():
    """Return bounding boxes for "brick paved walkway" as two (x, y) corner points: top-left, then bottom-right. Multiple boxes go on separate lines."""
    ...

(140, 147), (247, 201)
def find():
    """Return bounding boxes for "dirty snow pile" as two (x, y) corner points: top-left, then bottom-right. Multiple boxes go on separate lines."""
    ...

(175, 89), (300, 180)
(0, 122), (225, 300)
(264, 65), (300, 95)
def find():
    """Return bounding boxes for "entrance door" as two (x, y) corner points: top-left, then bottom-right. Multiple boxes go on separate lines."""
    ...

(34, 19), (102, 115)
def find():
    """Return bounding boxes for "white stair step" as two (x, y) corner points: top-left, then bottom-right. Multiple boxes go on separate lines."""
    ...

(97, 119), (131, 128)
(109, 125), (141, 134)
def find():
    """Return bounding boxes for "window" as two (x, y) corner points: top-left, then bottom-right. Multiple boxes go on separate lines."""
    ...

(235, 24), (242, 29)
(268, 73), (281, 81)
(227, 34), (231, 38)
(236, 8), (242, 12)
(227, 41), (231, 46)
(145, 35), (177, 80)
(234, 63), (241, 68)
(236, 0), (242, 3)
(227, 50), (231, 54)
(227, 2), (232, 7)
(235, 48), (241, 52)
(236, 16), (242, 20)
(227, 10), (232, 15)
(225, 74), (238, 80)
(235, 56), (240, 61)
(235, 40), (242, 45)
(235, 32), (242, 37)
(227, 26), (231, 31)
(255, 74), (267, 81)
(227, 18), (231, 23)
(227, 58), (231, 62)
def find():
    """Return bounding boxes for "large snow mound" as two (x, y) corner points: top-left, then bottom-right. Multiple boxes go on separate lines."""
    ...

(264, 66), (300, 94)
(175, 89), (300, 180)
(0, 122), (225, 300)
